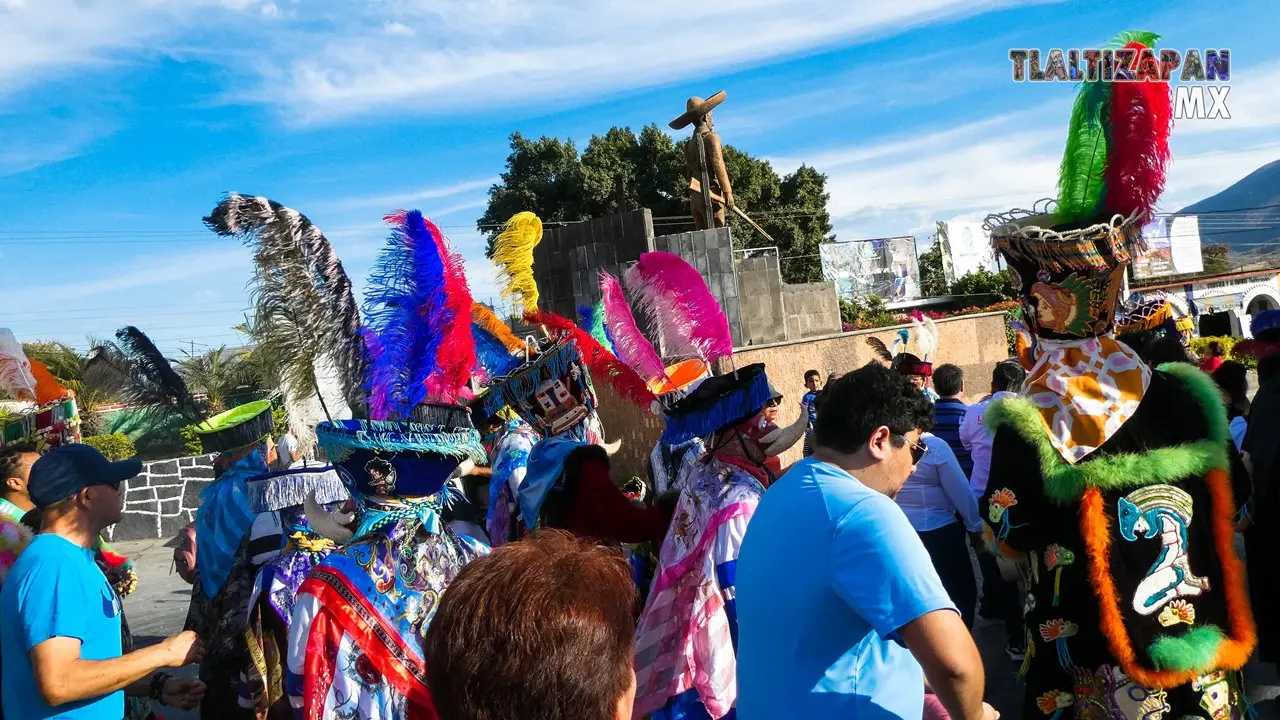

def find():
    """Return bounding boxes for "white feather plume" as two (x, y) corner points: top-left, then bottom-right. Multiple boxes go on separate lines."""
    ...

(0, 329), (37, 401)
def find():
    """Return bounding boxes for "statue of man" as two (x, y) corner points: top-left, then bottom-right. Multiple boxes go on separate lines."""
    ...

(670, 91), (733, 230)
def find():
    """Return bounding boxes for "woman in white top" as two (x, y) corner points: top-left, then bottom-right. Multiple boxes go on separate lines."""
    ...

(894, 432), (984, 627)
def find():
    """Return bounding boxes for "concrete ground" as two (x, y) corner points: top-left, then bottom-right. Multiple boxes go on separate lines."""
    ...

(117, 532), (1280, 720)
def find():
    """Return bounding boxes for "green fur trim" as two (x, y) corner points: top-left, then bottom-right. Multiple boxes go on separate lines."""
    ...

(985, 365), (1230, 504)
(1147, 625), (1226, 672)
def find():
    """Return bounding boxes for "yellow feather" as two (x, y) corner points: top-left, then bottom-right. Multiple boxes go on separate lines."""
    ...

(491, 211), (544, 314)
(471, 301), (525, 354)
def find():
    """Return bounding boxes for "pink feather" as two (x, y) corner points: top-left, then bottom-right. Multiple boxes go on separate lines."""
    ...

(1102, 41), (1173, 225)
(625, 252), (733, 362)
(600, 272), (667, 382)
(423, 215), (476, 404)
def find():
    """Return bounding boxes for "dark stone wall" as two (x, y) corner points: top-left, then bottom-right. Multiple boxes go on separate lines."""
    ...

(106, 453), (216, 541)
(532, 209), (655, 320)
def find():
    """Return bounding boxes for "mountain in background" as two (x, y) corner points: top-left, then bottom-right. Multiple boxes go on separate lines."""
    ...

(1179, 158), (1280, 257)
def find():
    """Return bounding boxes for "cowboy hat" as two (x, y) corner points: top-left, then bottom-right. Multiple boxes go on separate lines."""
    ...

(669, 91), (726, 130)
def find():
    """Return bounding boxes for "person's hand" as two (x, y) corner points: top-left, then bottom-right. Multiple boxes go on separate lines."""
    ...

(968, 532), (987, 553)
(161, 677), (207, 709)
(160, 631), (204, 667)
(982, 701), (1001, 720)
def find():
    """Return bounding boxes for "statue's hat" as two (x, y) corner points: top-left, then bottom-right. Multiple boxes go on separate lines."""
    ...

(669, 91), (726, 129)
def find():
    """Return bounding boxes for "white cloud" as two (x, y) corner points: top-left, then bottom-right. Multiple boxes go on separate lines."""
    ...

(330, 177), (495, 211)
(383, 21), (414, 37)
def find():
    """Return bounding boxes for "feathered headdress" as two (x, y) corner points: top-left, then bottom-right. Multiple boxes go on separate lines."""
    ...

(472, 303), (525, 380)
(578, 302), (616, 355)
(600, 271), (667, 383)
(1055, 31), (1172, 226)
(491, 211), (544, 315)
(205, 193), (364, 442)
(0, 329), (37, 401)
(88, 326), (205, 424)
(363, 211), (475, 419)
(527, 310), (658, 409)
(624, 252), (733, 364)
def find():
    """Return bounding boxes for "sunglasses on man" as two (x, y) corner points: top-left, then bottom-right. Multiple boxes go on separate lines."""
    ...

(893, 434), (928, 464)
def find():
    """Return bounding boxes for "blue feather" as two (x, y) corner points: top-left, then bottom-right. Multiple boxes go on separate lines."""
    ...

(472, 323), (521, 378)
(363, 211), (449, 419)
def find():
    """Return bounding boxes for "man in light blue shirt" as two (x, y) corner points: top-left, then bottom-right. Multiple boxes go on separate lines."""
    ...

(1, 444), (205, 719)
(736, 363), (996, 720)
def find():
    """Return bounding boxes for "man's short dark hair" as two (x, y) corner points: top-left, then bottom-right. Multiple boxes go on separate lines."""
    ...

(804, 369), (820, 382)
(1141, 335), (1192, 366)
(933, 364), (964, 397)
(1259, 354), (1280, 387)
(425, 529), (637, 720)
(991, 360), (1027, 393)
(814, 362), (934, 454)
(0, 445), (35, 482)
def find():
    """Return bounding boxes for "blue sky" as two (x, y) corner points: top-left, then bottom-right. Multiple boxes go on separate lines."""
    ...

(2, 0), (1275, 356)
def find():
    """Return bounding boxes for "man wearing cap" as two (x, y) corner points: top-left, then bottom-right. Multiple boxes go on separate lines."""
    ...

(0, 444), (206, 719)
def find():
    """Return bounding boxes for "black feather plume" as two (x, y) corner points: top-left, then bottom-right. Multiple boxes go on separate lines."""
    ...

(90, 326), (204, 424)
(205, 193), (367, 415)
(865, 336), (894, 363)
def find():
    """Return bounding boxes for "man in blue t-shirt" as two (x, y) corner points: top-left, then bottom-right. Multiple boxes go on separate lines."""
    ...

(0, 444), (205, 719)
(736, 363), (997, 720)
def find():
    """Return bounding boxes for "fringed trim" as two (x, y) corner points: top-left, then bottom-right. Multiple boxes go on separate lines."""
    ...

(246, 466), (350, 514)
(1081, 469), (1256, 688)
(986, 203), (1135, 274)
(984, 366), (1230, 504)
(481, 340), (576, 418)
(315, 420), (485, 465)
(661, 370), (771, 445)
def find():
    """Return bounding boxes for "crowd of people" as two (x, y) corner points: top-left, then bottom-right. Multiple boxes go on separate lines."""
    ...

(2, 36), (1279, 718)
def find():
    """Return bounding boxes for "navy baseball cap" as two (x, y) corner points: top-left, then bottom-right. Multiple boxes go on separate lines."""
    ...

(28, 444), (141, 509)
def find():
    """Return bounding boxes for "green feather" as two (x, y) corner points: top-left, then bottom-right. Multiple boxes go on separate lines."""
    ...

(1056, 78), (1111, 224)
(1148, 625), (1225, 671)
(1109, 30), (1160, 48)
(589, 300), (615, 354)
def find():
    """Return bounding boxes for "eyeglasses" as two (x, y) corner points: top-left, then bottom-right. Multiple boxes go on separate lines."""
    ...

(893, 435), (928, 464)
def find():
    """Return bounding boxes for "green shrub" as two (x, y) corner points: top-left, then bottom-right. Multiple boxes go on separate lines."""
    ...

(272, 407), (288, 439)
(1190, 336), (1257, 370)
(178, 424), (203, 457)
(82, 433), (137, 461)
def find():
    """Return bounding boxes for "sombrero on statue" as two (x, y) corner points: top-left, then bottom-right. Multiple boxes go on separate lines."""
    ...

(670, 91), (726, 130)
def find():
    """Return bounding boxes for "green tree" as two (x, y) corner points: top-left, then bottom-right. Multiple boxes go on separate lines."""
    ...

(1201, 244), (1231, 275)
(949, 268), (1017, 300)
(918, 244), (948, 297)
(176, 346), (258, 414)
(480, 125), (835, 284)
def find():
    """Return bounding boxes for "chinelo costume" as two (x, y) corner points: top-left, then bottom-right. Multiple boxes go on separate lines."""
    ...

(979, 31), (1255, 720)
(206, 195), (491, 720)
(1114, 291), (1195, 356)
(603, 253), (804, 720)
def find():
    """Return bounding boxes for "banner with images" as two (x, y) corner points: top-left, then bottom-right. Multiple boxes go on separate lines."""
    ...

(937, 220), (999, 280)
(1133, 215), (1205, 279)
(819, 237), (920, 302)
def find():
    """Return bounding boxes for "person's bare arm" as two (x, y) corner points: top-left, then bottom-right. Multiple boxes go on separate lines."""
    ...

(898, 609), (991, 720)
(31, 631), (202, 707)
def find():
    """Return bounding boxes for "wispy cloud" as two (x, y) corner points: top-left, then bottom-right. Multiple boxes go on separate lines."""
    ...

(330, 177), (495, 211)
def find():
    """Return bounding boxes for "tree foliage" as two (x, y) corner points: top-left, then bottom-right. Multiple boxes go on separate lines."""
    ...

(949, 268), (1017, 300)
(480, 126), (835, 284)
(918, 244), (948, 297)
(82, 433), (136, 461)
(176, 345), (263, 414)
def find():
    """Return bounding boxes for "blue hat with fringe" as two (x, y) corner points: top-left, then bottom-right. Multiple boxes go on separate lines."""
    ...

(660, 363), (771, 445)
(245, 465), (350, 514)
(480, 339), (599, 441)
(316, 412), (486, 499)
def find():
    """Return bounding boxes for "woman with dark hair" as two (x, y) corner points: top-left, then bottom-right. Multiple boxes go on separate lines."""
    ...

(1200, 339), (1226, 373)
(1212, 360), (1250, 451)
(1141, 334), (1194, 367)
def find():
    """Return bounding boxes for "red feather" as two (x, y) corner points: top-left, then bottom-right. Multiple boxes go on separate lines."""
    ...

(1102, 41), (1173, 224)
(423, 216), (476, 404)
(526, 310), (658, 411)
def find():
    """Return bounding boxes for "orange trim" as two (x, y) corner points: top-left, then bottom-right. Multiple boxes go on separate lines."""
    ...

(1079, 469), (1256, 688)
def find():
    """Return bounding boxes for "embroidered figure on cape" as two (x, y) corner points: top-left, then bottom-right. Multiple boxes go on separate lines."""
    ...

(1157, 599), (1196, 627)
(989, 488), (1021, 542)
(1117, 485), (1210, 615)
(1040, 619), (1078, 669)
(1046, 544), (1076, 607)
(1072, 665), (1170, 720)
(1031, 274), (1096, 336)
(1192, 671), (1231, 720)
(1037, 690), (1075, 720)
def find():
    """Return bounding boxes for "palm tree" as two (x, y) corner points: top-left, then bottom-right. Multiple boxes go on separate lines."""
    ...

(176, 346), (259, 414)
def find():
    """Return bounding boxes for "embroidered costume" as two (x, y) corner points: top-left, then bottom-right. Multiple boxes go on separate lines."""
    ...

(206, 197), (493, 720)
(236, 466), (349, 718)
(634, 363), (806, 720)
(980, 34), (1255, 719)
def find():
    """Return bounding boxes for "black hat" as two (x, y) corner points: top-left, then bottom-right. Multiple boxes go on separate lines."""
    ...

(661, 364), (771, 445)
(28, 444), (140, 508)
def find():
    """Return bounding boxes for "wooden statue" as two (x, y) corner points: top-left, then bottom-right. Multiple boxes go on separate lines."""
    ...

(670, 91), (733, 230)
